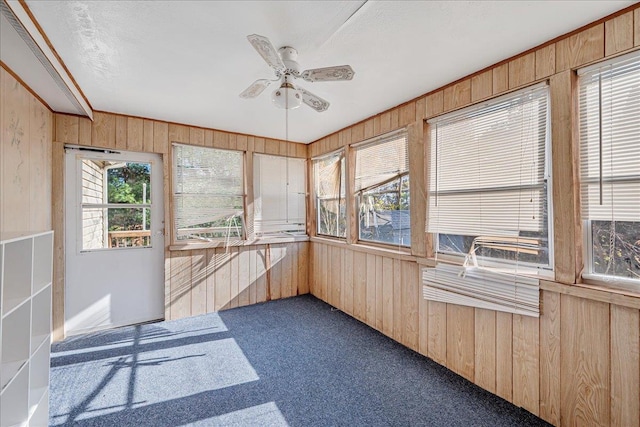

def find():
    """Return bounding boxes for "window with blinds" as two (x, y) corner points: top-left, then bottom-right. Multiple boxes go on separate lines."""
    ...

(253, 154), (306, 236)
(354, 129), (410, 246)
(578, 51), (640, 285)
(173, 144), (244, 241)
(313, 149), (346, 238)
(428, 83), (551, 269)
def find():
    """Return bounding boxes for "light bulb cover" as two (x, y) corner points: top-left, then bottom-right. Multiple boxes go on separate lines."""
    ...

(271, 82), (302, 109)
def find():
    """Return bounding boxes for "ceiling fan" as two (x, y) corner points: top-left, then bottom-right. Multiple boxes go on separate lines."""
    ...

(239, 34), (355, 112)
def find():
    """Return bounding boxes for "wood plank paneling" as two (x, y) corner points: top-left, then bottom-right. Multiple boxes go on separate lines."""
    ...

(170, 251), (192, 319)
(471, 70), (492, 102)
(492, 63), (509, 95)
(238, 246), (251, 307)
(427, 300), (447, 365)
(214, 249), (232, 310)
(127, 117), (143, 152)
(353, 251), (367, 321)
(446, 304), (474, 381)
(512, 314), (540, 416)
(508, 52), (536, 89)
(331, 245), (343, 307)
(636, 8), (640, 47)
(298, 242), (309, 295)
(610, 305), (640, 427)
(375, 255), (383, 331)
(474, 308), (496, 393)
(408, 121), (426, 257)
(425, 91), (444, 119)
(418, 283), (429, 356)
(495, 311), (513, 401)
(91, 112), (115, 148)
(561, 295), (610, 427)
(115, 115), (127, 150)
(343, 247), (354, 315)
(78, 117), (91, 146)
(605, 12), (634, 56)
(551, 71), (580, 284)
(415, 96), (426, 121)
(403, 261), (419, 351)
(539, 290), (561, 426)
(382, 257), (394, 336)
(153, 121), (169, 154)
(443, 79), (471, 112)
(556, 24), (605, 72)
(55, 114), (78, 144)
(366, 253), (376, 326)
(190, 249), (206, 316)
(205, 249), (216, 313)
(392, 259), (403, 343)
(535, 44), (556, 80)
(143, 120), (154, 153)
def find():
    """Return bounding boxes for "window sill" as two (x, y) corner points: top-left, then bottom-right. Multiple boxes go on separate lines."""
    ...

(310, 236), (416, 261)
(170, 234), (309, 251)
(540, 279), (640, 310)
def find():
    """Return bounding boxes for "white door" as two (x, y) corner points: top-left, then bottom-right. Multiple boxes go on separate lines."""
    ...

(64, 148), (164, 335)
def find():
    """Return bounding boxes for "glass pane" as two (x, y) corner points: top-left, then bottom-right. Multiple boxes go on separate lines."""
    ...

(105, 162), (151, 204)
(591, 221), (640, 280)
(359, 177), (410, 246)
(176, 215), (244, 241)
(438, 232), (549, 266)
(82, 207), (151, 250)
(317, 199), (346, 237)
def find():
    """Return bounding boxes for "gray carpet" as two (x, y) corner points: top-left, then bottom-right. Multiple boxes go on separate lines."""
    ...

(49, 295), (551, 426)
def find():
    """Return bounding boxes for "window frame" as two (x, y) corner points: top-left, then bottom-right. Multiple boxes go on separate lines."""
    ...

(428, 83), (554, 274)
(253, 152), (307, 237)
(313, 148), (347, 239)
(171, 143), (246, 244)
(353, 129), (411, 248)
(578, 51), (640, 291)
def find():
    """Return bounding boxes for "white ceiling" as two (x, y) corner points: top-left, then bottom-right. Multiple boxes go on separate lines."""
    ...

(22, 0), (635, 143)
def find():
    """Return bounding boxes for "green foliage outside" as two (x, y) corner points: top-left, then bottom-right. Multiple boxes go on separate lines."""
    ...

(107, 163), (151, 231)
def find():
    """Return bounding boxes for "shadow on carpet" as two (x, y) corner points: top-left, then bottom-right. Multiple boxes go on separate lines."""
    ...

(49, 295), (551, 426)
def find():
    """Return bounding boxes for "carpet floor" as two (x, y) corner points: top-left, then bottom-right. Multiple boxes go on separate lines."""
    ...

(49, 294), (551, 426)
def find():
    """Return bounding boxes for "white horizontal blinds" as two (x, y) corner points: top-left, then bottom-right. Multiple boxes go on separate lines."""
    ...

(422, 264), (540, 317)
(173, 144), (244, 237)
(428, 84), (549, 237)
(579, 51), (640, 222)
(354, 130), (409, 192)
(253, 154), (306, 235)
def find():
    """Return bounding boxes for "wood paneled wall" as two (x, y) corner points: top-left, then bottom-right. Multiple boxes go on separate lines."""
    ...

(52, 111), (309, 340)
(309, 6), (640, 427)
(310, 241), (640, 427)
(0, 66), (52, 234)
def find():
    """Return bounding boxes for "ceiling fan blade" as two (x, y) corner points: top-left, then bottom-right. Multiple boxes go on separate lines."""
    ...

(301, 65), (355, 82)
(247, 34), (285, 72)
(239, 79), (272, 99)
(300, 87), (330, 112)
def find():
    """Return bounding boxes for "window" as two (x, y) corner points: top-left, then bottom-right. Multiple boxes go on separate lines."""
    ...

(428, 83), (551, 270)
(81, 159), (152, 250)
(579, 51), (640, 287)
(253, 154), (306, 236)
(313, 150), (346, 238)
(354, 129), (410, 246)
(173, 144), (244, 241)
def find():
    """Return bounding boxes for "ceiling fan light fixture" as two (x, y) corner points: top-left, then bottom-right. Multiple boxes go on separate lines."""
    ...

(271, 81), (302, 109)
